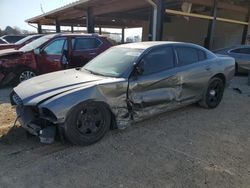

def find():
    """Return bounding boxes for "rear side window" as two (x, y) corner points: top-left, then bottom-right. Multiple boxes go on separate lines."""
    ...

(72, 38), (101, 50)
(176, 47), (199, 66)
(142, 47), (175, 75)
(198, 49), (207, 61)
(231, 48), (250, 54)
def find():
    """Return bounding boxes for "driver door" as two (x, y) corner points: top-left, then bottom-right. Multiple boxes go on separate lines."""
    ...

(36, 38), (68, 74)
(128, 46), (181, 119)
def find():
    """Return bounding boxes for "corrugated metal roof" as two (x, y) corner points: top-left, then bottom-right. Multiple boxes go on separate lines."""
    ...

(26, 0), (90, 23)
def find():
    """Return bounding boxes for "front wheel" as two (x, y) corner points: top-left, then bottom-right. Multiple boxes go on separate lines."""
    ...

(64, 102), (111, 145)
(16, 68), (36, 83)
(199, 77), (225, 109)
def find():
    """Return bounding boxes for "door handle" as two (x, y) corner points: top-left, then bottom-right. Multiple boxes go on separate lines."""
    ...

(89, 52), (97, 55)
(53, 59), (60, 63)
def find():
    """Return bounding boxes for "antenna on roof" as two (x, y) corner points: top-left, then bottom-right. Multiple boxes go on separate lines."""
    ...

(40, 3), (45, 14)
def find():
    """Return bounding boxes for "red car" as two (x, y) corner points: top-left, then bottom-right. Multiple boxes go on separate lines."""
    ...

(0, 34), (44, 51)
(0, 38), (8, 44)
(0, 33), (113, 86)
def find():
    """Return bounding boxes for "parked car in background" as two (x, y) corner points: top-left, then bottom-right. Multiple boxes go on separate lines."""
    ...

(1, 35), (27, 43)
(0, 34), (44, 50)
(0, 38), (8, 44)
(215, 45), (250, 74)
(0, 33), (113, 86)
(10, 42), (235, 145)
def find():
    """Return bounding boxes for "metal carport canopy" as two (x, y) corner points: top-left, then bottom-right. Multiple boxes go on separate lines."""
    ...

(25, 0), (151, 28)
(26, 0), (248, 28)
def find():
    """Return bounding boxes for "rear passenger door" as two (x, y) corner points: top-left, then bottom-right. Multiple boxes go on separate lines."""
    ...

(174, 45), (212, 102)
(70, 37), (103, 68)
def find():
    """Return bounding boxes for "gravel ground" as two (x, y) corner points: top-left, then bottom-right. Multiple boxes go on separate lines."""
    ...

(0, 77), (250, 188)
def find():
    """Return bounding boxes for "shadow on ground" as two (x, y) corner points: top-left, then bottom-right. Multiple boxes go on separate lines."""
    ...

(0, 87), (12, 104)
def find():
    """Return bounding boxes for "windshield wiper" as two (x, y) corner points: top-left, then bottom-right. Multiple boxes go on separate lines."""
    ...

(83, 68), (106, 77)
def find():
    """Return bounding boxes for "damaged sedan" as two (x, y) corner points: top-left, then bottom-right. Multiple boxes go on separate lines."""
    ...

(11, 42), (235, 145)
(0, 33), (112, 86)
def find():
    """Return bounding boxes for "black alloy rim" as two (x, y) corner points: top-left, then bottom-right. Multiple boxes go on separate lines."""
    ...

(207, 80), (223, 107)
(76, 106), (105, 136)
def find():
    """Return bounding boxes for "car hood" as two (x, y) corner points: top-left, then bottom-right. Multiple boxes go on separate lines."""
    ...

(0, 48), (22, 57)
(13, 69), (121, 105)
(0, 44), (16, 47)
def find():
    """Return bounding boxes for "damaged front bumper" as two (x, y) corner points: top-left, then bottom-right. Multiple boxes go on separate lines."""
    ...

(15, 103), (58, 144)
(16, 105), (57, 144)
(16, 105), (42, 136)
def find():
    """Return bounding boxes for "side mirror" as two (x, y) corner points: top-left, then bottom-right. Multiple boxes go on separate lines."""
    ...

(135, 66), (144, 76)
(34, 48), (41, 55)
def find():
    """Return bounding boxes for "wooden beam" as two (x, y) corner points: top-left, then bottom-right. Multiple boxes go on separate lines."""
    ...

(165, 9), (248, 25)
(183, 0), (248, 14)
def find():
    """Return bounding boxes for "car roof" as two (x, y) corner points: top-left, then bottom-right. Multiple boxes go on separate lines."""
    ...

(117, 41), (203, 50)
(45, 33), (106, 38)
(215, 45), (250, 51)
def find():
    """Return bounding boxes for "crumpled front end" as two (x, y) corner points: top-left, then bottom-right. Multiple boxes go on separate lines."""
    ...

(10, 91), (58, 143)
(0, 52), (36, 86)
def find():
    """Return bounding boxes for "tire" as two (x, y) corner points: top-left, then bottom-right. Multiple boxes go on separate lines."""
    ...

(64, 102), (111, 145)
(199, 77), (225, 109)
(16, 68), (36, 84)
(235, 63), (239, 75)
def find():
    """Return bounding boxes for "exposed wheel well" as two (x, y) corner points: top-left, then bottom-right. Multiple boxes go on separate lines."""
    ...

(212, 73), (226, 86)
(67, 100), (117, 130)
(95, 101), (117, 130)
(15, 65), (36, 74)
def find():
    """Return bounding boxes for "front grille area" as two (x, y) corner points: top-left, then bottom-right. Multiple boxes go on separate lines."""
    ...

(10, 91), (23, 105)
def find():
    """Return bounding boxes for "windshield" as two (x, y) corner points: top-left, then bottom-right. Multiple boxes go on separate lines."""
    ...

(83, 47), (143, 77)
(19, 35), (54, 52)
(15, 35), (34, 45)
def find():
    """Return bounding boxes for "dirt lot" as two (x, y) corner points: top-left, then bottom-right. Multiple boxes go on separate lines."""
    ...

(0, 77), (250, 188)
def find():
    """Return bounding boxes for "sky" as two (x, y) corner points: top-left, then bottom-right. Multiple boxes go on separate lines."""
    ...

(0, 0), (142, 39)
(0, 0), (78, 31)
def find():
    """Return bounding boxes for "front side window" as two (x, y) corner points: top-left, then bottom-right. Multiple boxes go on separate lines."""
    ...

(142, 47), (175, 75)
(43, 39), (66, 55)
(72, 38), (101, 50)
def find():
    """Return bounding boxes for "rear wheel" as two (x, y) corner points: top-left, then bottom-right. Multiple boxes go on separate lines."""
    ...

(199, 77), (225, 109)
(64, 102), (111, 145)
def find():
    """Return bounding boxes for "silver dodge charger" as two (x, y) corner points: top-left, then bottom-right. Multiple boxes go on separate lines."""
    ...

(10, 42), (235, 145)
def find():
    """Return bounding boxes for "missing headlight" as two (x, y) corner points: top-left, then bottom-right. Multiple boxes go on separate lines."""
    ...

(41, 108), (57, 122)
(10, 91), (23, 105)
